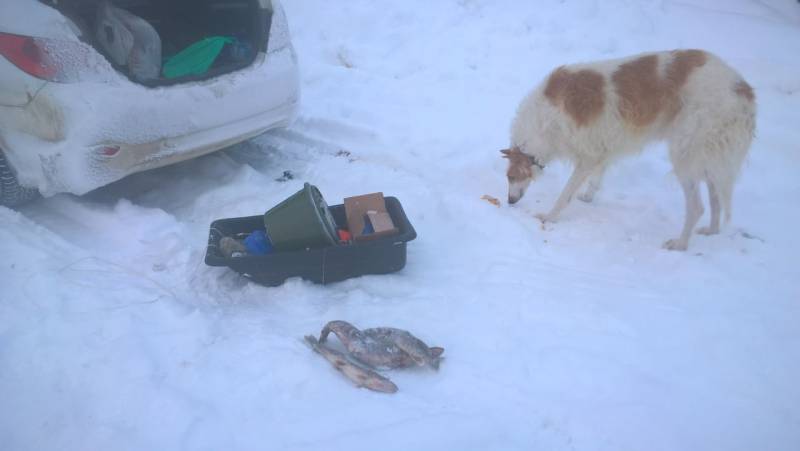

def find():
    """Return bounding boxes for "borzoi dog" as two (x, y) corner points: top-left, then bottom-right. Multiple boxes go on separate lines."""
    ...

(502, 50), (755, 250)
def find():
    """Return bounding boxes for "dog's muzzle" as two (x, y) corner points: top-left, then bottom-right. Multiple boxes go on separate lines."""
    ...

(507, 179), (530, 205)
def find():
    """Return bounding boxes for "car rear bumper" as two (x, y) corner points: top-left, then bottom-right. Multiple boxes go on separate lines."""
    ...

(74, 100), (295, 194)
(0, 46), (299, 196)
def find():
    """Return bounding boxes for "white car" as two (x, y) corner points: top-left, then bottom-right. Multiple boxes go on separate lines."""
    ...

(0, 0), (299, 207)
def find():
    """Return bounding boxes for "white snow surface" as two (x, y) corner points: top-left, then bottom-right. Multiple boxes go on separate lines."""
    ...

(2, 1), (800, 450)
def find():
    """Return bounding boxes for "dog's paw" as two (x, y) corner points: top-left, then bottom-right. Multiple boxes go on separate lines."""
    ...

(696, 226), (720, 236)
(534, 213), (556, 224)
(662, 239), (688, 251)
(577, 192), (595, 203)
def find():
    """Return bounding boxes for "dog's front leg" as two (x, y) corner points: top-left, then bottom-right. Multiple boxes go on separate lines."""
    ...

(578, 164), (606, 203)
(536, 163), (595, 223)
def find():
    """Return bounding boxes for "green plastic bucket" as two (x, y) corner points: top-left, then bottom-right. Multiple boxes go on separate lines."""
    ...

(162, 36), (233, 79)
(264, 183), (339, 252)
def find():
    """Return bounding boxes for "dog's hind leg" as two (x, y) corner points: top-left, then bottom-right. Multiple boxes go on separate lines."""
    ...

(697, 179), (721, 235)
(578, 164), (606, 203)
(536, 162), (595, 223)
(664, 177), (704, 251)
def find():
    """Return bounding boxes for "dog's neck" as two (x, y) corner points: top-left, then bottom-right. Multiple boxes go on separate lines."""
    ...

(527, 154), (545, 170)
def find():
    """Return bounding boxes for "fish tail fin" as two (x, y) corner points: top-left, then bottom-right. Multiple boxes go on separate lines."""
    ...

(428, 347), (444, 371)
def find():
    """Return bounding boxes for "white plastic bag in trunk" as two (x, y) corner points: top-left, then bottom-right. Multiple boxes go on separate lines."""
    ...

(95, 1), (161, 82)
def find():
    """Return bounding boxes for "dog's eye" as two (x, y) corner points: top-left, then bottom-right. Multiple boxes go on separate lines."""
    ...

(508, 166), (532, 180)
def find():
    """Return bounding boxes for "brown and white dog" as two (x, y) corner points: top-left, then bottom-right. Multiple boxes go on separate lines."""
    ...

(502, 50), (755, 250)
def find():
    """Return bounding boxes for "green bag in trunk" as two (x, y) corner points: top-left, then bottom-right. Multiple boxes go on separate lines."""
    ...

(162, 36), (233, 79)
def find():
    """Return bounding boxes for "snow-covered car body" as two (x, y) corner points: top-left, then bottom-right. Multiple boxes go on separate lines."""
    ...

(0, 0), (299, 203)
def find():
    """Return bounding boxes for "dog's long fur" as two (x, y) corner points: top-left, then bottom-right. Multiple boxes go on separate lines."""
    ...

(502, 49), (756, 250)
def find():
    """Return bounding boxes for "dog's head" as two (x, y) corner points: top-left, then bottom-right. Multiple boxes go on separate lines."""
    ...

(500, 147), (544, 204)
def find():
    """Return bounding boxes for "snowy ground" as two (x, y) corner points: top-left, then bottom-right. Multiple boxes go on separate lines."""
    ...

(2, 1), (800, 450)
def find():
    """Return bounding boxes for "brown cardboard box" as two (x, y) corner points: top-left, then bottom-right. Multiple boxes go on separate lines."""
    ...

(344, 192), (399, 242)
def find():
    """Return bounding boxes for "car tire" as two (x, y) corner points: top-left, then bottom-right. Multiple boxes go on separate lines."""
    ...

(0, 149), (39, 207)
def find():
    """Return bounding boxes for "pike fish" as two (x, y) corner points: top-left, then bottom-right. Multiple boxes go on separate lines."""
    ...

(319, 320), (444, 370)
(304, 335), (398, 394)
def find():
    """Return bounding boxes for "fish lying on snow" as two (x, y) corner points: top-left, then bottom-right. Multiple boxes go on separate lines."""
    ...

(319, 320), (444, 370)
(304, 335), (398, 394)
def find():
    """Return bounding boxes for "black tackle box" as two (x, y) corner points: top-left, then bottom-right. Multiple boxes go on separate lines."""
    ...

(204, 197), (417, 286)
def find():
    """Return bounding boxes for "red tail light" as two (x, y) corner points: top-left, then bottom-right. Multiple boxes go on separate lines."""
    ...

(99, 145), (120, 156)
(0, 32), (56, 80)
(0, 32), (99, 83)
